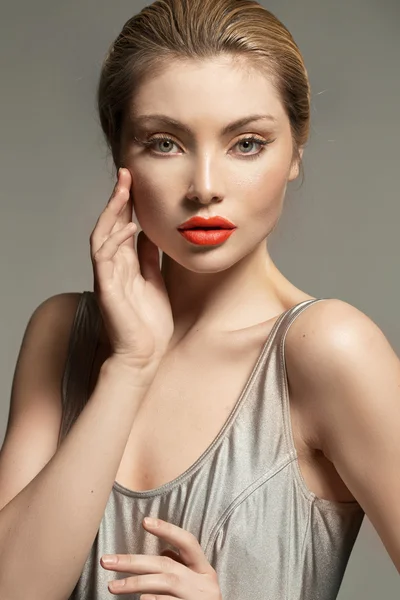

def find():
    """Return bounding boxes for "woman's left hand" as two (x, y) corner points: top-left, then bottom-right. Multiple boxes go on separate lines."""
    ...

(100, 517), (223, 599)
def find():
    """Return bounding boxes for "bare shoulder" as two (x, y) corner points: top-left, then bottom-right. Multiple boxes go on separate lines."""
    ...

(21, 292), (85, 358)
(283, 298), (398, 452)
(11, 291), (84, 411)
(284, 299), (400, 568)
(0, 292), (85, 512)
(29, 292), (83, 327)
(285, 297), (385, 357)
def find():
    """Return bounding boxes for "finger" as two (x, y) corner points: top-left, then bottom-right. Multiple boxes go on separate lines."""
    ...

(90, 168), (132, 255)
(161, 549), (185, 565)
(107, 572), (186, 597)
(101, 553), (216, 598)
(101, 553), (188, 576)
(116, 168), (134, 225)
(93, 222), (137, 264)
(142, 518), (212, 574)
(136, 231), (163, 288)
(141, 596), (184, 600)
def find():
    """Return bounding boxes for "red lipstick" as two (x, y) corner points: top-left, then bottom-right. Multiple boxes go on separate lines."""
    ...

(177, 215), (237, 246)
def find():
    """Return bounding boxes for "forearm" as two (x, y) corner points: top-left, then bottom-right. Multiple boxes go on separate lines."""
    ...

(0, 357), (158, 600)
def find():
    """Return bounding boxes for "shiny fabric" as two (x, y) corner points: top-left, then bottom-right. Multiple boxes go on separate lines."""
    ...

(61, 291), (364, 599)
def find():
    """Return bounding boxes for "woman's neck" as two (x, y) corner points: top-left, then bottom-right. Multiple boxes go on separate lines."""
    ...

(160, 241), (307, 340)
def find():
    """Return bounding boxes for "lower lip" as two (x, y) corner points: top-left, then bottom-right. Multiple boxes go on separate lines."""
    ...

(178, 228), (236, 246)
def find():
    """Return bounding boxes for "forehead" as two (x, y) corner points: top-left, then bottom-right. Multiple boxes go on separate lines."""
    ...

(128, 57), (287, 129)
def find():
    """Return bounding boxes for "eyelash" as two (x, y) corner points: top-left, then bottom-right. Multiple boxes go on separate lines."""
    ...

(137, 134), (274, 160)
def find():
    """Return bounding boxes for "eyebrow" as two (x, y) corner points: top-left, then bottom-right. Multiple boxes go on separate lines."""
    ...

(130, 113), (278, 136)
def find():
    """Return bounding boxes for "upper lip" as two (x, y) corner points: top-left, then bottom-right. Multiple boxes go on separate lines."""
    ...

(178, 216), (236, 230)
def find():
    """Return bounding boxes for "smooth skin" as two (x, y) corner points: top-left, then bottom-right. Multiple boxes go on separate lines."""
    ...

(92, 54), (400, 595)
(90, 169), (174, 369)
(92, 162), (222, 597)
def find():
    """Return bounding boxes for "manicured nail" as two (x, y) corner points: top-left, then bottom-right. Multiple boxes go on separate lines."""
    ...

(110, 579), (126, 589)
(102, 555), (118, 564)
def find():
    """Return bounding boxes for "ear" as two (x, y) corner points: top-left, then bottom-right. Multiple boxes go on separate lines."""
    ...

(288, 147), (304, 182)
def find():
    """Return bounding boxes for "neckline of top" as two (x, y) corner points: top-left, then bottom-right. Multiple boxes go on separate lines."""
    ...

(109, 297), (320, 499)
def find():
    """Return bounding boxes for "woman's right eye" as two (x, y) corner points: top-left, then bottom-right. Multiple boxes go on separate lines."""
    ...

(146, 135), (181, 154)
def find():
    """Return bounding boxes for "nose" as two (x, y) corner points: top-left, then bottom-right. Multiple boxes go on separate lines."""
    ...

(185, 155), (224, 205)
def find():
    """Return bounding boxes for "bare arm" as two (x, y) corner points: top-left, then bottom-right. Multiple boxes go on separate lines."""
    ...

(0, 298), (160, 600)
(286, 299), (400, 574)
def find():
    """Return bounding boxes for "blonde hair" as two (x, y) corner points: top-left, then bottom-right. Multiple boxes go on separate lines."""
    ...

(97, 0), (310, 182)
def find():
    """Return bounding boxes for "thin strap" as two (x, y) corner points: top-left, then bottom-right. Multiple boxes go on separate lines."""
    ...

(278, 298), (338, 500)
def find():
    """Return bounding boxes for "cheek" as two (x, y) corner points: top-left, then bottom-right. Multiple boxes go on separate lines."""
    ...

(128, 151), (290, 236)
(230, 161), (289, 222)
(130, 175), (173, 236)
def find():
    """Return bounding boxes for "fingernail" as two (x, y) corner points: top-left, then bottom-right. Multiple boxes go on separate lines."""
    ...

(144, 517), (159, 527)
(110, 579), (126, 589)
(102, 555), (118, 564)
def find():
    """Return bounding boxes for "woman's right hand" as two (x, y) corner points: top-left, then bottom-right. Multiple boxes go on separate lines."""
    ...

(90, 168), (174, 371)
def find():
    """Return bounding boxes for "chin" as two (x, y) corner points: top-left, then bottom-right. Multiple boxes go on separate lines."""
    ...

(161, 243), (255, 274)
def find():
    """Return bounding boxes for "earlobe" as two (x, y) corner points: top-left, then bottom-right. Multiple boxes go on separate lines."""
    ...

(288, 160), (300, 182)
(288, 148), (304, 181)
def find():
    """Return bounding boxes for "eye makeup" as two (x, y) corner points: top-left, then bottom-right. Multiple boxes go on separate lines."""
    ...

(132, 133), (276, 161)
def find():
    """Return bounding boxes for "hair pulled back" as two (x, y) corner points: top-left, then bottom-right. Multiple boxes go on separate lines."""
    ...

(97, 0), (311, 182)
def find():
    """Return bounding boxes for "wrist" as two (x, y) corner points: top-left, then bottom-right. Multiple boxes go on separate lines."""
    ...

(101, 355), (161, 387)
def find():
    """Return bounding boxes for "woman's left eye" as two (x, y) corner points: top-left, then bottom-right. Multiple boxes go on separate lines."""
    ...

(143, 135), (272, 159)
(235, 137), (269, 157)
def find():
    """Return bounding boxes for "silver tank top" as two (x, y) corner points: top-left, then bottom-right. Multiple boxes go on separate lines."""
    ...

(60, 291), (364, 599)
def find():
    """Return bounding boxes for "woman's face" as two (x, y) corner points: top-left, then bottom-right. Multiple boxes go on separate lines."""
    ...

(120, 56), (301, 273)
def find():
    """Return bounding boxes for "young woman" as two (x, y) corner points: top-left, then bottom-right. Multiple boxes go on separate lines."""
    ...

(0, 1), (399, 599)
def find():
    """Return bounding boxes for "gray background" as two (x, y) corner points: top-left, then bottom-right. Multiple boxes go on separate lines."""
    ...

(0, 0), (399, 597)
